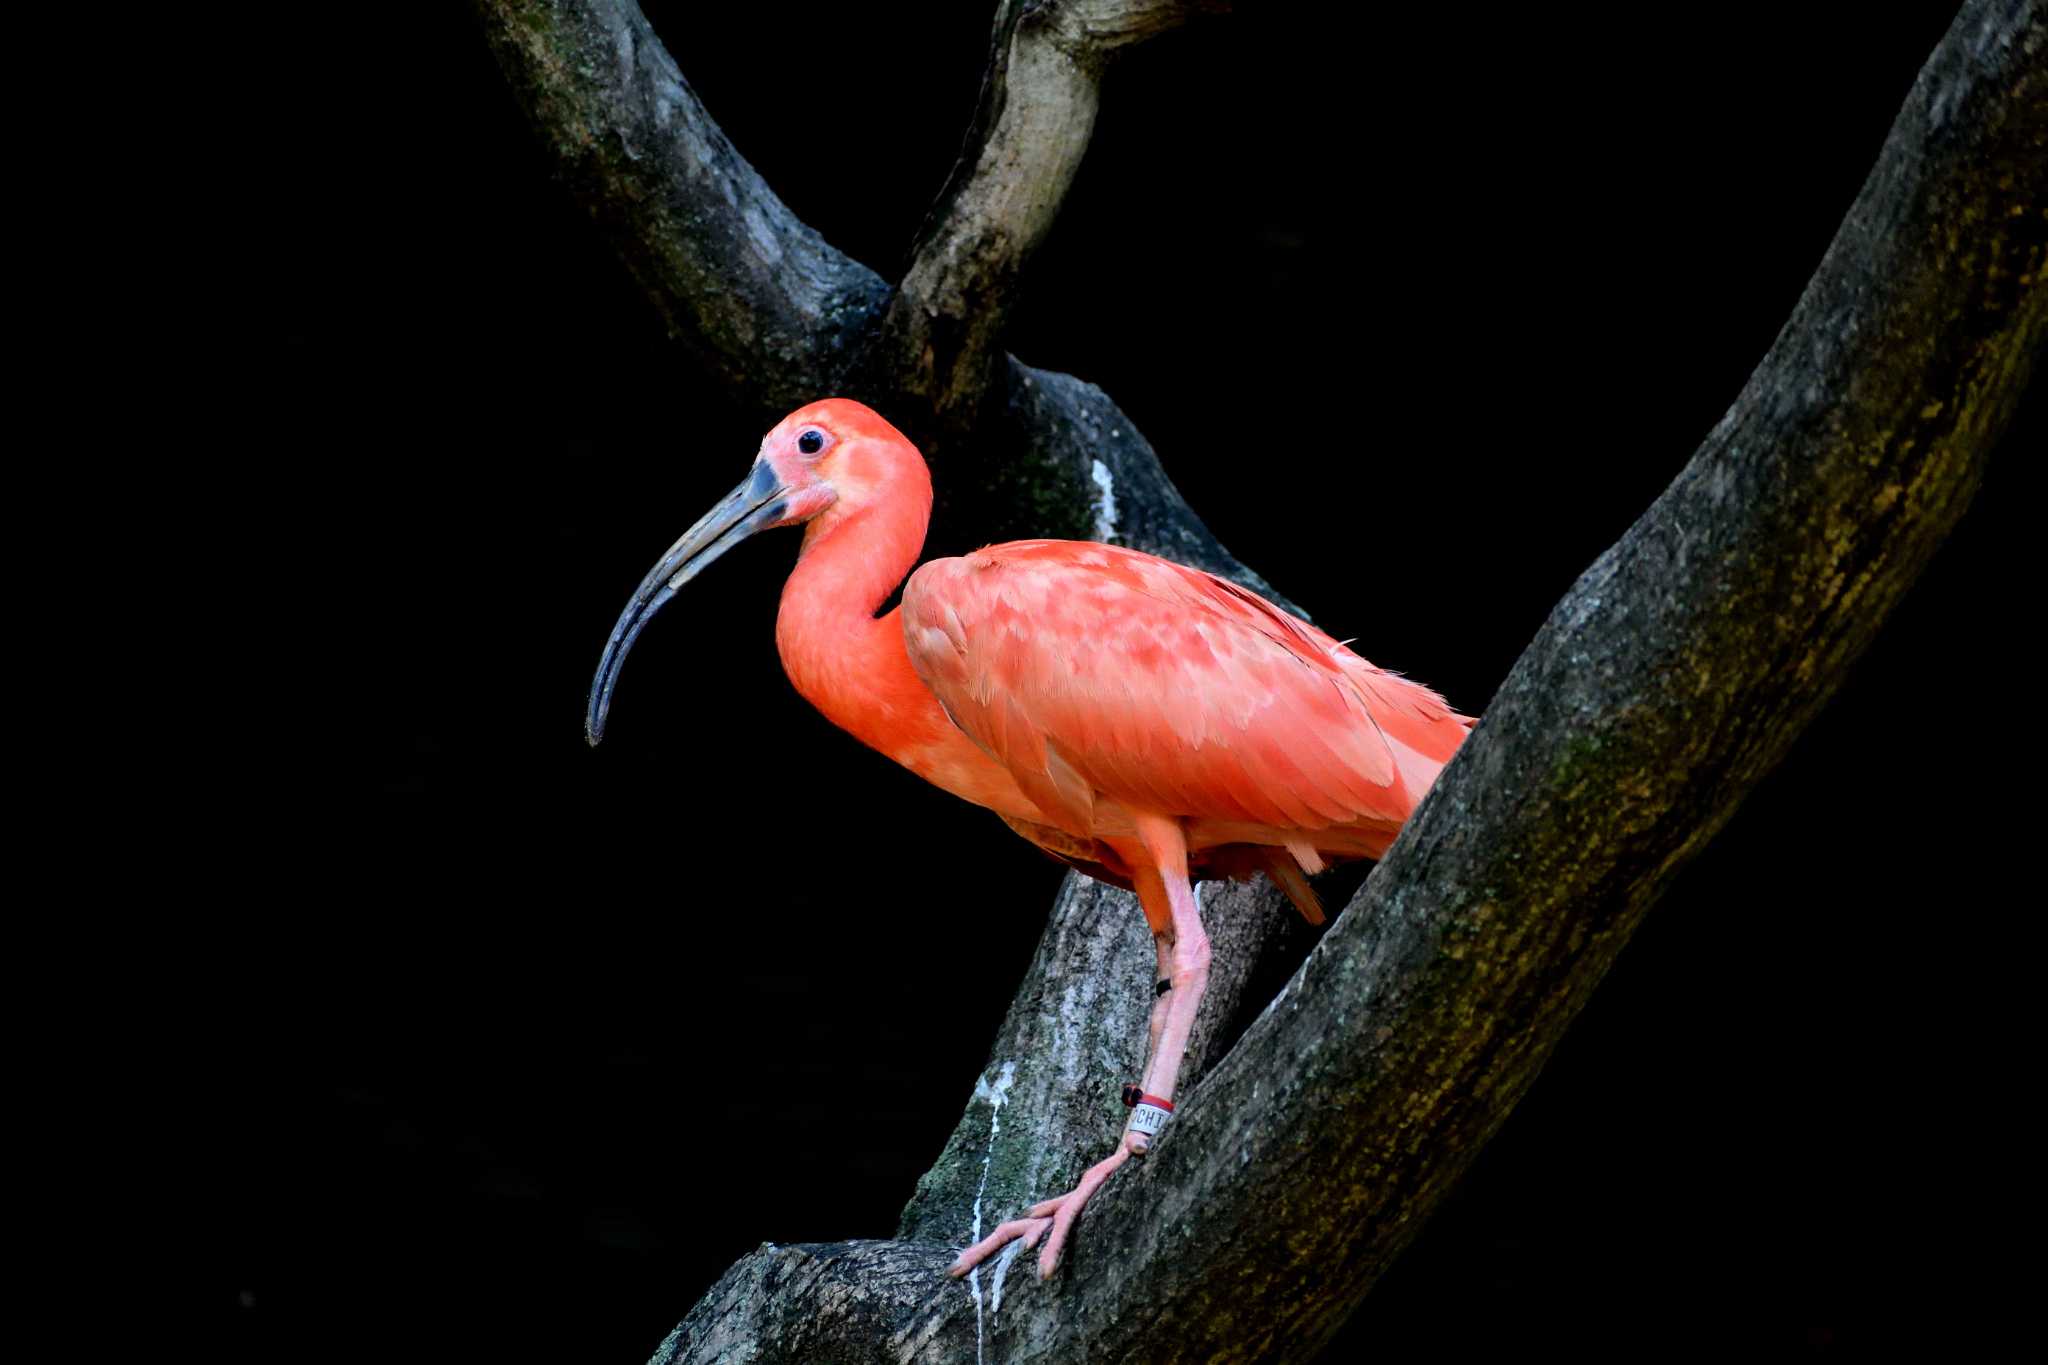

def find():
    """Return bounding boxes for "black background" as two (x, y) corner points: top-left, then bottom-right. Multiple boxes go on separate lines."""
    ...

(217, 3), (2029, 1360)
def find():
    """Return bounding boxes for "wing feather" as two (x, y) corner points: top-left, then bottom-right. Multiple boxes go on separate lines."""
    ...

(901, 542), (1468, 840)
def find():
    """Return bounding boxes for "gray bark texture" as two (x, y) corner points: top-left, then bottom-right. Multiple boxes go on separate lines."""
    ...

(476, 0), (2044, 1360)
(868, 0), (1226, 431)
(474, 0), (1278, 597)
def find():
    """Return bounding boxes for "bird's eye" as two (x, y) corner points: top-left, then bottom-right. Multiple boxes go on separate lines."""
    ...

(797, 430), (825, 455)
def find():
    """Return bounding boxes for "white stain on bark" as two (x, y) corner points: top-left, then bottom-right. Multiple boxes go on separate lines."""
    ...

(966, 1060), (1017, 1365)
(1089, 459), (1119, 543)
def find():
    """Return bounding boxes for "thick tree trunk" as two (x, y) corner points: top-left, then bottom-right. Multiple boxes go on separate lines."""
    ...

(473, 1), (2044, 1359)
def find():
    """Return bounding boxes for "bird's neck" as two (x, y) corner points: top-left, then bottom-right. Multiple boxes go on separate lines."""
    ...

(774, 485), (935, 758)
(770, 459), (1050, 824)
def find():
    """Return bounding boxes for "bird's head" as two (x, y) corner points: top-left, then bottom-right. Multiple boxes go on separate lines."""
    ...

(749, 397), (925, 534)
(583, 398), (927, 746)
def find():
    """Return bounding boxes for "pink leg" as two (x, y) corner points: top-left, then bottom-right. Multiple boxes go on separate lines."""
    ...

(1144, 932), (1173, 1080)
(949, 816), (1209, 1280)
(1131, 817), (1210, 1143)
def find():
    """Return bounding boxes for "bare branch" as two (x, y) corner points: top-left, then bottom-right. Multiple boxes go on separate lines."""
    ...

(474, 0), (892, 412)
(648, 3), (2045, 1359)
(875, 0), (1229, 428)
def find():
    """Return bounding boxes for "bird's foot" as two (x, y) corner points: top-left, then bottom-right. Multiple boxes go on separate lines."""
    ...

(946, 1140), (1136, 1281)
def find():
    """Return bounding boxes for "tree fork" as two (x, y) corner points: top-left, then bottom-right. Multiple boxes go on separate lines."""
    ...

(473, 0), (1274, 588)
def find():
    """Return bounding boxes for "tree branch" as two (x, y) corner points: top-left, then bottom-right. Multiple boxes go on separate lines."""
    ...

(874, 0), (1228, 428)
(987, 359), (1296, 605)
(892, 874), (1315, 1247)
(474, 0), (1283, 612)
(644, 3), (2044, 1359)
(475, 0), (892, 412)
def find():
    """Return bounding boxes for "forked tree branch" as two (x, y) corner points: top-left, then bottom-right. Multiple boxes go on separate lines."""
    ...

(478, 0), (2043, 1360)
(874, 0), (1228, 428)
(476, 0), (893, 413)
(474, 0), (1287, 600)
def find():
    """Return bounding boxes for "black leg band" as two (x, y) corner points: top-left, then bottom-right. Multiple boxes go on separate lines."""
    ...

(1155, 978), (1172, 998)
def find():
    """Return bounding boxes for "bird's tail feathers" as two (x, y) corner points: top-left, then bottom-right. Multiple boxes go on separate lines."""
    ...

(1259, 848), (1326, 926)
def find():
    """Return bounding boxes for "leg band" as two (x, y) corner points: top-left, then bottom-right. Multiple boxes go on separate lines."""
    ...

(1128, 1100), (1173, 1139)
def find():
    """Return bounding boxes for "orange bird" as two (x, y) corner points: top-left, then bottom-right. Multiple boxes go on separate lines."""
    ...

(586, 399), (1472, 1279)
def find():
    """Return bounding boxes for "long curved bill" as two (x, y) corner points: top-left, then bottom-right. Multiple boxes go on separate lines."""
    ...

(585, 461), (786, 746)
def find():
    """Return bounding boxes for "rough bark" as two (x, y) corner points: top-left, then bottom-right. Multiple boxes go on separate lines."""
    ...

(473, 0), (1278, 600)
(871, 0), (1227, 431)
(477, 0), (2044, 1359)
(893, 875), (1316, 1248)
(988, 359), (1295, 606)
(475, 0), (893, 413)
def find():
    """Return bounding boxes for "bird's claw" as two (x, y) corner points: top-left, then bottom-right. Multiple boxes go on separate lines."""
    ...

(945, 1208), (1056, 1279)
(946, 1145), (1134, 1282)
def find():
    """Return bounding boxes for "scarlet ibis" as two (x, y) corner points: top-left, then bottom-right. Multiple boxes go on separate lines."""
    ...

(586, 399), (1472, 1279)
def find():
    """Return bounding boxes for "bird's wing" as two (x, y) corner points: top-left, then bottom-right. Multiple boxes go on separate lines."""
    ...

(901, 541), (1468, 838)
